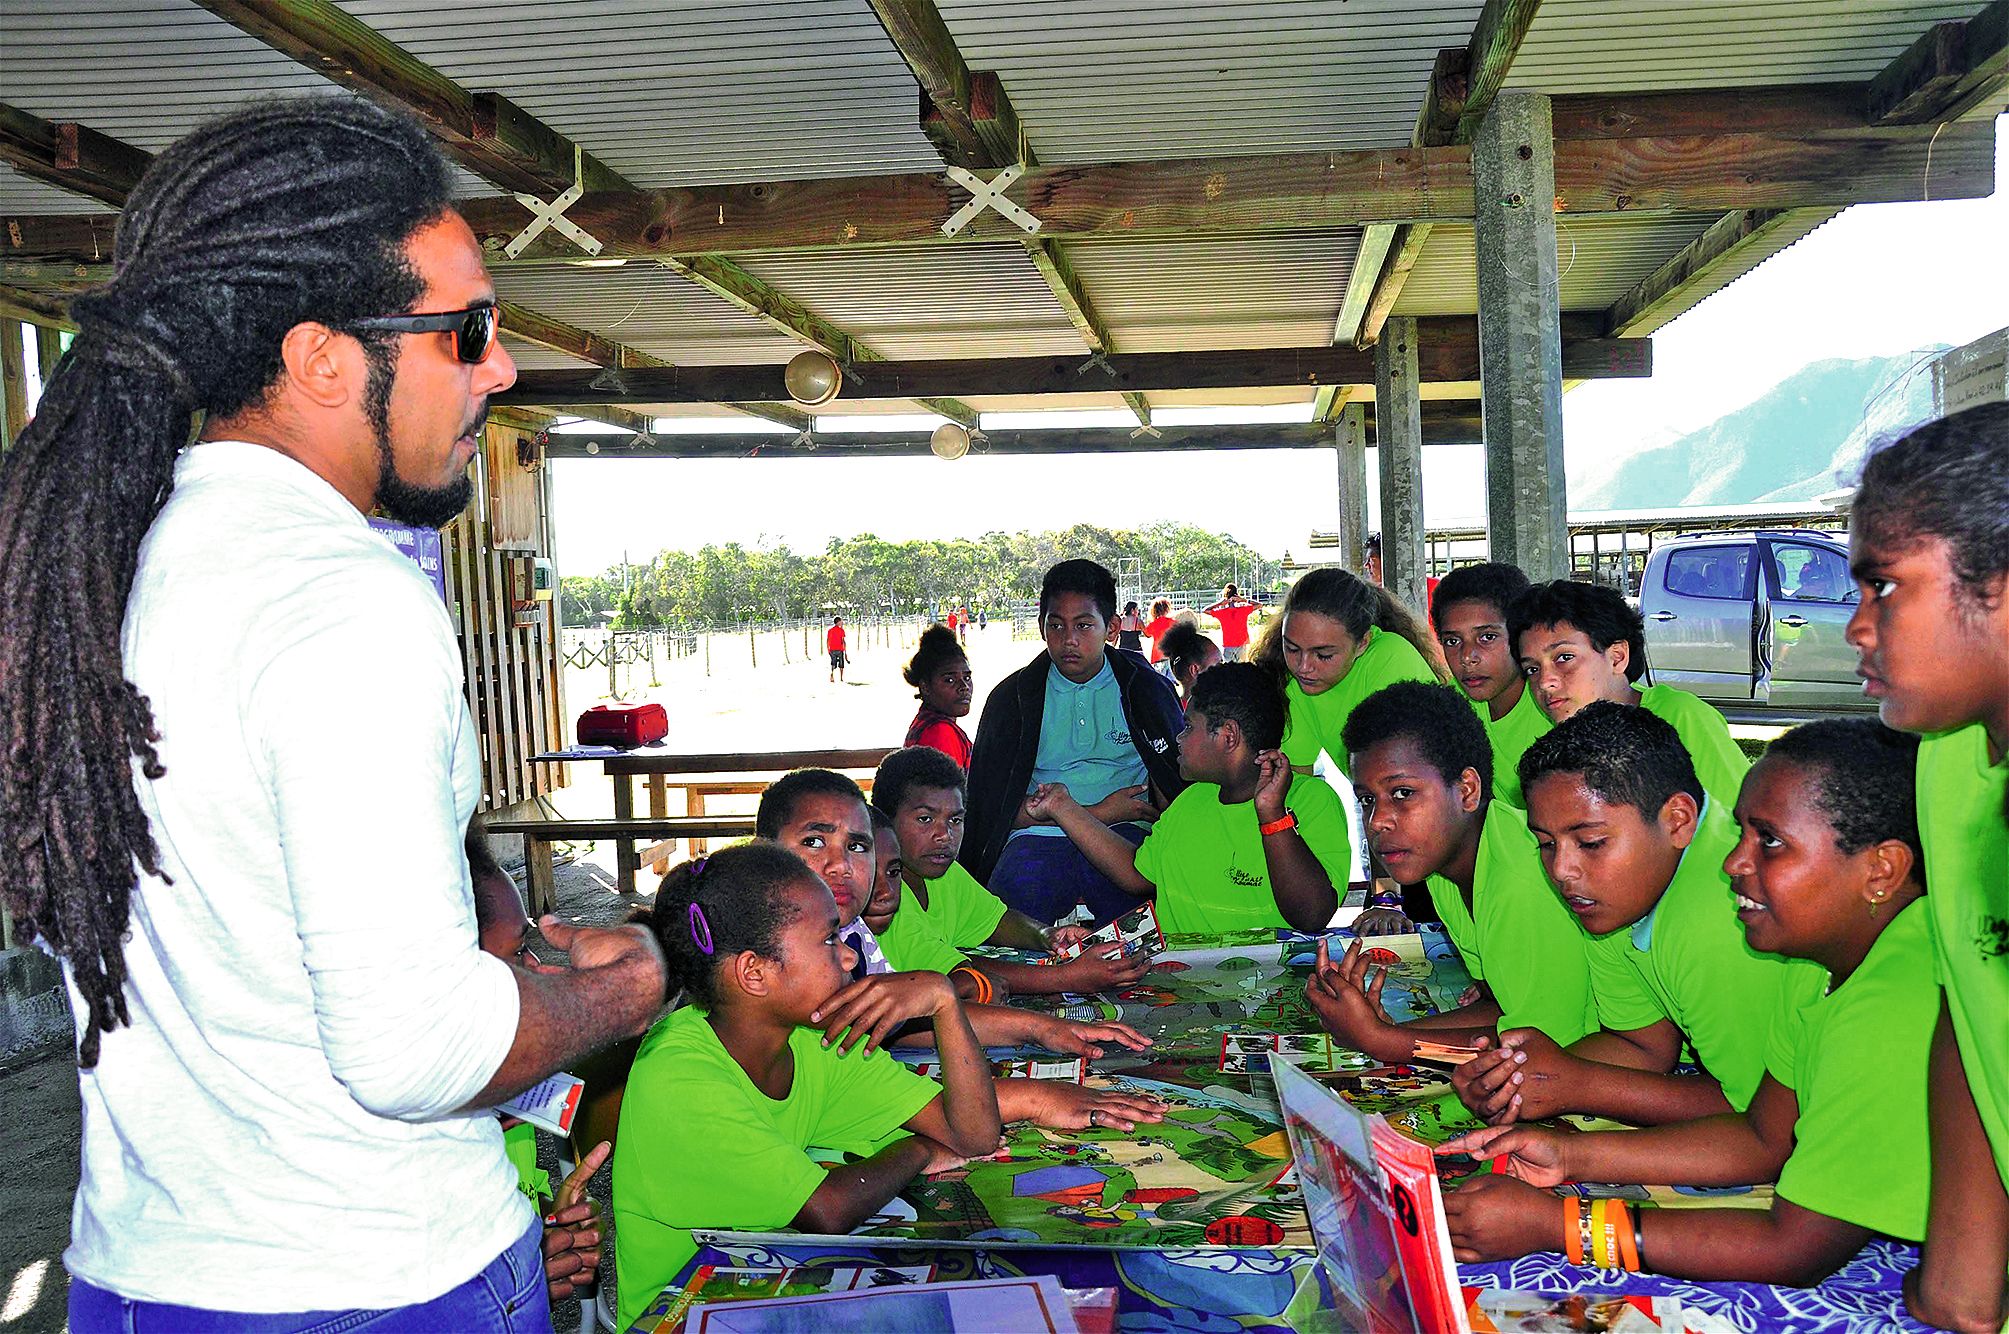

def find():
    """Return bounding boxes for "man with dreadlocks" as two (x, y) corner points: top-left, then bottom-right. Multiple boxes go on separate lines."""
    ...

(0, 99), (669, 1328)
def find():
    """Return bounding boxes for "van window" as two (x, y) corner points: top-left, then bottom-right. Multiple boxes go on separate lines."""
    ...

(1664, 546), (1754, 601)
(1772, 542), (1856, 603)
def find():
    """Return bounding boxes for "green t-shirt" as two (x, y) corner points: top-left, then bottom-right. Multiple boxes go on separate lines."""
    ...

(1423, 802), (1597, 1044)
(1918, 723), (2009, 1179)
(1133, 772), (1353, 935)
(1636, 684), (1750, 814)
(909, 861), (1010, 946)
(1475, 685), (1551, 809)
(1283, 626), (1439, 772)
(1583, 799), (1827, 1110)
(1766, 899), (1936, 1240)
(873, 885), (968, 974)
(612, 1007), (939, 1329)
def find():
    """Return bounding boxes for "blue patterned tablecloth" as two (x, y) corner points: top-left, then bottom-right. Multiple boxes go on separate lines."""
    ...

(673, 1237), (1926, 1333)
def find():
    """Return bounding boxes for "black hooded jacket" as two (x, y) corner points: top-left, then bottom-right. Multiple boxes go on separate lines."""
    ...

(960, 647), (1188, 883)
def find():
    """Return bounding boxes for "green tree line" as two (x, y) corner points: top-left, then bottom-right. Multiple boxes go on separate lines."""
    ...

(560, 523), (1279, 629)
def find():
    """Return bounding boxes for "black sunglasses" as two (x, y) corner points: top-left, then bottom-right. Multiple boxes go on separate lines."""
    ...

(348, 303), (500, 364)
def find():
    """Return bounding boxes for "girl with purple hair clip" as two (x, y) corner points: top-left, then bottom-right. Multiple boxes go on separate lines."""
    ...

(608, 841), (1000, 1330)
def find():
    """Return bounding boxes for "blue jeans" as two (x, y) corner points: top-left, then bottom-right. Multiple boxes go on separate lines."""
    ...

(990, 824), (1148, 927)
(69, 1220), (550, 1334)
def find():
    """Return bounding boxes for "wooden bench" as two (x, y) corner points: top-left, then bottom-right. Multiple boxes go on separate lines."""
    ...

(483, 816), (759, 915)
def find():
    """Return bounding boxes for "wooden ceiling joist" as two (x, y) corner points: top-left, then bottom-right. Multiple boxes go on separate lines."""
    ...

(0, 283), (77, 331)
(0, 103), (150, 209)
(1602, 207), (1838, 339)
(865, 0), (1151, 428)
(1341, 0), (1545, 348)
(495, 319), (1647, 409)
(1869, 0), (2009, 126)
(186, 0), (629, 197)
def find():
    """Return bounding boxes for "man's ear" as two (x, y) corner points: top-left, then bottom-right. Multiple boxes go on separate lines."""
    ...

(1657, 790), (1701, 849)
(278, 321), (361, 410)
(1606, 638), (1632, 680)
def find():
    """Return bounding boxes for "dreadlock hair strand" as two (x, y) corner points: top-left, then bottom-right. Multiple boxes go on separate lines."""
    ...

(0, 96), (455, 1066)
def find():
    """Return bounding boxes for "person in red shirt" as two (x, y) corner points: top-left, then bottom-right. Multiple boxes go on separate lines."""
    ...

(1203, 584), (1259, 661)
(1142, 598), (1176, 665)
(826, 614), (847, 683)
(902, 624), (974, 768)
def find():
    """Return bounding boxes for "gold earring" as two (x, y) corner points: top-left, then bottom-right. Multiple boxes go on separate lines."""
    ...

(1867, 893), (1886, 918)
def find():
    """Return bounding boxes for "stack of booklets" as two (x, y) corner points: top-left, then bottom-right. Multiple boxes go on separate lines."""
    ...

(1271, 1061), (1737, 1334)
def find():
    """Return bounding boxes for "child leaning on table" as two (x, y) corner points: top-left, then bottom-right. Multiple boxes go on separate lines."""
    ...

(611, 841), (1002, 1330)
(1437, 720), (1936, 1289)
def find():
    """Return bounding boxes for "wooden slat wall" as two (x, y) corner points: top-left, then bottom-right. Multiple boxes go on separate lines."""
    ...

(443, 416), (568, 813)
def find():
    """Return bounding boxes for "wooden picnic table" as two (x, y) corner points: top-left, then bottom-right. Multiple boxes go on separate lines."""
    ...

(530, 744), (897, 892)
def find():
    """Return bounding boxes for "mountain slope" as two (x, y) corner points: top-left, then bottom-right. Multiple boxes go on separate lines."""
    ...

(1573, 350), (1939, 510)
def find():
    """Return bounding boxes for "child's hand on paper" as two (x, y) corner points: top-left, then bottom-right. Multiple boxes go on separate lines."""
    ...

(1014, 1080), (1169, 1132)
(1305, 939), (1411, 1065)
(1441, 1173), (1561, 1264)
(915, 1133), (985, 1176)
(540, 1140), (610, 1301)
(1436, 1123), (1573, 1188)
(1044, 924), (1092, 955)
(1351, 906), (1415, 937)
(1050, 943), (1152, 995)
(1453, 1028), (1577, 1124)
(1021, 1012), (1153, 1057)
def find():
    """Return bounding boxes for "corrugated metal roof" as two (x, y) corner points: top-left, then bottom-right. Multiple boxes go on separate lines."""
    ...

(493, 261), (808, 365)
(1393, 214), (1719, 316)
(1505, 1), (1985, 92)
(1616, 208), (1843, 337)
(333, 0), (947, 187)
(1064, 230), (1362, 350)
(0, 0), (493, 208)
(940, 0), (1486, 161)
(497, 335), (597, 372)
(733, 243), (1089, 358)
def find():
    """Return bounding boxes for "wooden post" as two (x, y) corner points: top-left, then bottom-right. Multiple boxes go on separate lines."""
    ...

(35, 324), (64, 382)
(1473, 92), (1568, 580)
(1374, 317), (1428, 614)
(0, 320), (27, 448)
(1332, 402), (1370, 574)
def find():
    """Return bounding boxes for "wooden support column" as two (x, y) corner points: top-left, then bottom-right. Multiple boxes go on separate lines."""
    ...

(1473, 92), (1568, 580)
(1374, 317), (1427, 613)
(1333, 401), (1371, 574)
(0, 319), (27, 448)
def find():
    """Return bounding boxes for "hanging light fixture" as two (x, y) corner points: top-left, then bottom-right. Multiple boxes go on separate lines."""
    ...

(783, 350), (843, 406)
(929, 421), (971, 460)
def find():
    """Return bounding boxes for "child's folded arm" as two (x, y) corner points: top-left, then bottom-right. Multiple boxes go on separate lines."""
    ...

(791, 1136), (936, 1237)
(1635, 1198), (1872, 1288)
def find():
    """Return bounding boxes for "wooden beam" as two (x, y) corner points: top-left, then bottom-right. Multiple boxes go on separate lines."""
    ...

(496, 324), (1646, 407)
(866, 0), (1025, 169)
(1311, 384), (1357, 424)
(0, 284), (78, 332)
(1359, 0), (1545, 345)
(1869, 0), (2009, 126)
(185, 0), (628, 196)
(1604, 207), (1836, 337)
(0, 320), (27, 447)
(1334, 224), (1399, 346)
(0, 104), (152, 208)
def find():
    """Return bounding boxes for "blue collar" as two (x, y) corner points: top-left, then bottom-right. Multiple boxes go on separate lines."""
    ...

(1047, 654), (1113, 693)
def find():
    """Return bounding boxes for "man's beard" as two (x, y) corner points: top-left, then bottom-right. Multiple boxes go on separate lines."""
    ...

(365, 351), (480, 529)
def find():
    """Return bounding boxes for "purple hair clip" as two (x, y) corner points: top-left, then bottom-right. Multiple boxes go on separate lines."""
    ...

(688, 901), (715, 956)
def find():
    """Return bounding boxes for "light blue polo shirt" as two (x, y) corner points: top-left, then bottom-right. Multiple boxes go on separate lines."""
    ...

(1015, 656), (1150, 840)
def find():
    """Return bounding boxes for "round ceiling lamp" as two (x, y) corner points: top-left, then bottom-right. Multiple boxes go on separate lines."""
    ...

(783, 350), (843, 406)
(930, 422), (971, 461)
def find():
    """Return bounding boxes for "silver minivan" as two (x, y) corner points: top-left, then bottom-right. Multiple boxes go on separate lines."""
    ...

(1639, 530), (1869, 711)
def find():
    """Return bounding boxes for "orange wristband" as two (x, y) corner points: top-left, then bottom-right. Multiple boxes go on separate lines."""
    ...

(1615, 1201), (1640, 1272)
(1564, 1197), (1585, 1265)
(1259, 811), (1298, 837)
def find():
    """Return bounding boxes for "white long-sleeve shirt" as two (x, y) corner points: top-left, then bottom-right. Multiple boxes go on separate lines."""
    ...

(65, 441), (529, 1310)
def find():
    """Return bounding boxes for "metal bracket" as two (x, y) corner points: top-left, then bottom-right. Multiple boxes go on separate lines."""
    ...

(1075, 350), (1118, 379)
(941, 164), (1042, 237)
(504, 146), (606, 258)
(1129, 422), (1162, 440)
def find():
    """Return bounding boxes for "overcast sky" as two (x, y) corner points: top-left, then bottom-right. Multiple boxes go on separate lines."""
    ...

(549, 117), (2009, 579)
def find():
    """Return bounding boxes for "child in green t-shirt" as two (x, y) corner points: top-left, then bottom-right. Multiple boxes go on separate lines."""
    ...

(1508, 578), (1748, 812)
(611, 841), (1001, 1329)
(1437, 720), (1935, 1289)
(1249, 565), (1443, 776)
(873, 745), (1137, 998)
(1846, 402), (2009, 1333)
(1431, 562), (1551, 809)
(757, 770), (1168, 1121)
(1452, 702), (1823, 1128)
(1026, 662), (1353, 935)
(1307, 682), (1595, 1062)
